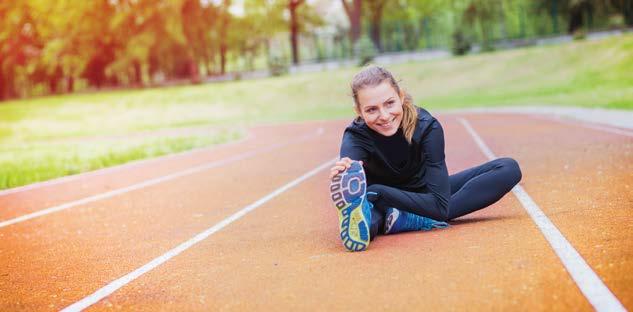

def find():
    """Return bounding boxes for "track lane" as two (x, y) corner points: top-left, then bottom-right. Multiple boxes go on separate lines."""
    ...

(86, 116), (592, 311)
(464, 113), (633, 309)
(0, 123), (321, 222)
(0, 120), (345, 311)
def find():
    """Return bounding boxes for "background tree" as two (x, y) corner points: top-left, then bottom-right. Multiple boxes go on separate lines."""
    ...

(342, 0), (362, 51)
(289, 0), (304, 65)
(366, 0), (388, 52)
(610, 0), (633, 26)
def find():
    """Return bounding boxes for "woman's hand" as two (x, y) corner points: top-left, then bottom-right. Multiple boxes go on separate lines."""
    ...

(329, 157), (363, 180)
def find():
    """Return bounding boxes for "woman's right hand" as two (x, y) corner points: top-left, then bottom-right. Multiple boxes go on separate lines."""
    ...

(329, 157), (363, 180)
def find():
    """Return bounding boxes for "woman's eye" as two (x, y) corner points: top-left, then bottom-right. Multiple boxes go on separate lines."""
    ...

(366, 108), (376, 113)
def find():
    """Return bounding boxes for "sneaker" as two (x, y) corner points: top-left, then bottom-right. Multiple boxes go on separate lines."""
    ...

(329, 161), (372, 251)
(383, 208), (448, 235)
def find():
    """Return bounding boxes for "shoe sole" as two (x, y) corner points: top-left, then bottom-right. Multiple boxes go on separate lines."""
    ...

(329, 161), (370, 252)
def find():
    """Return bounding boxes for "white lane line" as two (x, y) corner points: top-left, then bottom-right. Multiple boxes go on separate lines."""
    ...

(458, 117), (626, 312)
(536, 115), (633, 138)
(0, 134), (253, 197)
(60, 157), (337, 312)
(442, 110), (633, 138)
(0, 128), (324, 229)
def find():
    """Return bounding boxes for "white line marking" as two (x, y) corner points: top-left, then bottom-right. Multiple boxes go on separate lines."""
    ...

(439, 109), (633, 138)
(0, 128), (324, 229)
(536, 115), (633, 138)
(60, 157), (337, 312)
(0, 134), (253, 197)
(458, 117), (626, 312)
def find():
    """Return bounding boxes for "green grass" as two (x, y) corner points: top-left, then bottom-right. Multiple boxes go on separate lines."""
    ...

(1, 34), (632, 190)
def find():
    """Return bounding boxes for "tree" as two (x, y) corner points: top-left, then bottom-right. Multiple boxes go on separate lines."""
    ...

(366, 0), (388, 52)
(611, 0), (633, 26)
(342, 0), (362, 50)
(289, 0), (304, 65)
(463, 0), (501, 51)
(219, 0), (231, 75)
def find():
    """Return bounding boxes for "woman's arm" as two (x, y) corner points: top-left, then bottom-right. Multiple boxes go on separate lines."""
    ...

(420, 119), (451, 218)
(330, 132), (370, 179)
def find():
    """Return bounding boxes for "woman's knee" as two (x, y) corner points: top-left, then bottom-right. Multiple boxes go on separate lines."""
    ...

(497, 157), (522, 185)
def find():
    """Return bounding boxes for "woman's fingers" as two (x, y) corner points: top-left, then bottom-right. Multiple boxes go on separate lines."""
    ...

(330, 158), (364, 179)
(329, 169), (342, 179)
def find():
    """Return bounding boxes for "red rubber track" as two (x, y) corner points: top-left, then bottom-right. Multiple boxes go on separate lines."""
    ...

(0, 114), (630, 311)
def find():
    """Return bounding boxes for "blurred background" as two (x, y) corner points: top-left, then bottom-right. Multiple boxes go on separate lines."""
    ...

(0, 0), (632, 190)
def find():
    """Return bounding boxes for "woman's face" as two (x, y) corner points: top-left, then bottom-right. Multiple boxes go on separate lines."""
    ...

(356, 80), (403, 137)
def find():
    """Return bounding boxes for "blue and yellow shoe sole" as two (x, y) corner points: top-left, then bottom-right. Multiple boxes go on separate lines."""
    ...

(329, 161), (371, 252)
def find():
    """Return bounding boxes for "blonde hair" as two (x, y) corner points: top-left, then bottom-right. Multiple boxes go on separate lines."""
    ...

(350, 65), (418, 144)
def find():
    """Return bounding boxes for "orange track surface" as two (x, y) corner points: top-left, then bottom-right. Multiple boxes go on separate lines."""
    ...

(0, 114), (631, 311)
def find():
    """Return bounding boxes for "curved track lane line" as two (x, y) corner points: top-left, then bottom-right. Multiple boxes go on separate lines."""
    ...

(0, 128), (323, 229)
(458, 117), (626, 312)
(59, 157), (337, 312)
(535, 115), (633, 138)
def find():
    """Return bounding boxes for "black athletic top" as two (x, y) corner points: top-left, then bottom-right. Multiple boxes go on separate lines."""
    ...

(339, 107), (450, 208)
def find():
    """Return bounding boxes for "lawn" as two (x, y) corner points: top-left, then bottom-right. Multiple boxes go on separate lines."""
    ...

(1, 34), (632, 190)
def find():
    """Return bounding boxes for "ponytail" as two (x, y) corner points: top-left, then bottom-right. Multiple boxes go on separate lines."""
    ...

(399, 89), (418, 144)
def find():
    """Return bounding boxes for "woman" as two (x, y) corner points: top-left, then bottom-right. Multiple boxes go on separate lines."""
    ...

(329, 65), (522, 252)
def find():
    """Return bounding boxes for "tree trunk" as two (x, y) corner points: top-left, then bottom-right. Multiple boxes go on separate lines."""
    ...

(189, 58), (200, 83)
(289, 0), (303, 65)
(67, 76), (74, 93)
(133, 60), (142, 86)
(0, 71), (6, 101)
(368, 0), (386, 52)
(370, 10), (383, 52)
(623, 0), (633, 26)
(342, 0), (362, 49)
(568, 6), (583, 33)
(550, 0), (559, 34)
(220, 0), (231, 75)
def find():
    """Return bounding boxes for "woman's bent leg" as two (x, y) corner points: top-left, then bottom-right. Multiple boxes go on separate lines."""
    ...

(367, 184), (448, 221)
(447, 157), (522, 220)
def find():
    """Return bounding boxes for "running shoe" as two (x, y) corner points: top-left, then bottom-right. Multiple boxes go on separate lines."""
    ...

(329, 161), (372, 252)
(383, 208), (448, 234)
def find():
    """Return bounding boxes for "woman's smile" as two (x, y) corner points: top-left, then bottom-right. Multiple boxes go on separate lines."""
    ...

(376, 117), (396, 129)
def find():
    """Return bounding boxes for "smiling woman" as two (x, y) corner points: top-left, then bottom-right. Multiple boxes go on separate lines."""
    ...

(328, 65), (523, 252)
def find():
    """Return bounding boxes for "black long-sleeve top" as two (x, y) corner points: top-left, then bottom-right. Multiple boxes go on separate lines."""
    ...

(339, 107), (450, 210)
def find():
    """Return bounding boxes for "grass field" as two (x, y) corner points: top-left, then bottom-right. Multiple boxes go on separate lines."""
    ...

(1, 34), (632, 190)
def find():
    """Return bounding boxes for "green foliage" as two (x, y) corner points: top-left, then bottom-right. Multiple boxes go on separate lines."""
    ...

(451, 29), (472, 55)
(268, 56), (289, 77)
(572, 29), (587, 40)
(355, 35), (378, 66)
(0, 0), (322, 99)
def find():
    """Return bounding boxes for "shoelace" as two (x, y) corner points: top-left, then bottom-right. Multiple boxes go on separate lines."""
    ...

(405, 212), (448, 231)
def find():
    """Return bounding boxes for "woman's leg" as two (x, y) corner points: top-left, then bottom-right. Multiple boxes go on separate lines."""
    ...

(366, 157), (521, 222)
(447, 157), (522, 220)
(369, 204), (384, 240)
(367, 184), (448, 221)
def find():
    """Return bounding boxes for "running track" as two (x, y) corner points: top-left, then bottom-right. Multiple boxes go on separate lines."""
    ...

(1, 113), (632, 311)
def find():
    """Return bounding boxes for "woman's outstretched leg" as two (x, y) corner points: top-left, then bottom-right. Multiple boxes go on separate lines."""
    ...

(365, 157), (521, 223)
(447, 157), (522, 220)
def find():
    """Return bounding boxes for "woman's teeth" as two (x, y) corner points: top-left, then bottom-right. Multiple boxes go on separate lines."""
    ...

(379, 119), (393, 127)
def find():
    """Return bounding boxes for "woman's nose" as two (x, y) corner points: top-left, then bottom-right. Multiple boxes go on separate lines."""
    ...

(379, 108), (390, 120)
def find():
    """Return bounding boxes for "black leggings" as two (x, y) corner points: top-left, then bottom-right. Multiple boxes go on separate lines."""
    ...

(368, 157), (522, 238)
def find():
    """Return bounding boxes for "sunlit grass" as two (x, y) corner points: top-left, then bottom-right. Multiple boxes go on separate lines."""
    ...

(0, 34), (632, 189)
(0, 129), (242, 190)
